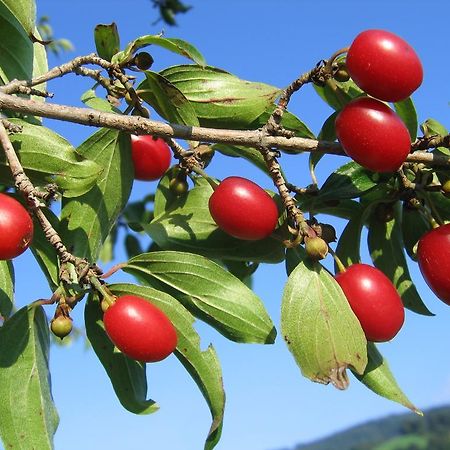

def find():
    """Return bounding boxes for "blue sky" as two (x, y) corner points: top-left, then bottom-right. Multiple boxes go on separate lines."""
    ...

(10, 1), (450, 449)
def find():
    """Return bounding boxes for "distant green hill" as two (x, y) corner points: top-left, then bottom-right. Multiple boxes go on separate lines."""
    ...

(285, 405), (450, 450)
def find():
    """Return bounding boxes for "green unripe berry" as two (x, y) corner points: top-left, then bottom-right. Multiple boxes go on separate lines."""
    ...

(50, 316), (73, 340)
(169, 177), (189, 196)
(305, 236), (328, 260)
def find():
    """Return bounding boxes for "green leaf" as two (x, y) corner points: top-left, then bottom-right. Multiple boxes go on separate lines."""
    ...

(353, 342), (421, 414)
(30, 208), (59, 290)
(335, 210), (365, 271)
(318, 161), (378, 202)
(394, 97), (418, 141)
(318, 111), (339, 141)
(112, 35), (206, 67)
(368, 205), (433, 316)
(159, 65), (281, 129)
(313, 78), (363, 111)
(420, 118), (448, 138)
(81, 88), (122, 114)
(123, 251), (276, 344)
(297, 195), (362, 221)
(401, 204), (431, 261)
(212, 143), (268, 174)
(85, 295), (158, 415)
(110, 283), (225, 450)
(153, 168), (179, 219)
(0, 305), (59, 449)
(282, 247), (367, 389)
(139, 70), (199, 126)
(0, 260), (13, 318)
(31, 27), (48, 104)
(147, 177), (285, 263)
(61, 129), (134, 261)
(6, 119), (103, 197)
(251, 108), (315, 139)
(0, 0), (35, 35)
(94, 23), (120, 61)
(0, 2), (34, 84)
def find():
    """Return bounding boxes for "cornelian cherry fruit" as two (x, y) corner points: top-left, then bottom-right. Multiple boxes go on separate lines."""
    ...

(335, 97), (411, 173)
(335, 263), (405, 342)
(0, 193), (33, 260)
(208, 176), (279, 240)
(346, 29), (423, 102)
(103, 295), (177, 363)
(130, 135), (172, 181)
(417, 223), (450, 305)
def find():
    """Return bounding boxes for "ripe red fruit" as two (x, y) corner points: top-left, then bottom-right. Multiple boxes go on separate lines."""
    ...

(335, 97), (411, 173)
(417, 223), (450, 305)
(130, 135), (172, 181)
(346, 29), (423, 102)
(0, 193), (33, 260)
(103, 295), (177, 362)
(335, 264), (405, 342)
(208, 176), (279, 240)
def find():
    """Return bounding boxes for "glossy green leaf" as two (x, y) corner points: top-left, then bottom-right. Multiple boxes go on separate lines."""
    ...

(335, 210), (365, 271)
(6, 119), (103, 197)
(147, 177), (285, 263)
(61, 129), (134, 261)
(81, 88), (122, 114)
(0, 2), (34, 84)
(0, 305), (59, 449)
(250, 108), (315, 139)
(159, 65), (281, 129)
(282, 247), (367, 389)
(94, 23), (120, 61)
(110, 283), (225, 450)
(139, 71), (199, 126)
(368, 206), (433, 316)
(85, 295), (158, 415)
(0, 260), (13, 318)
(153, 168), (180, 219)
(353, 342), (421, 414)
(420, 118), (448, 138)
(318, 111), (339, 141)
(394, 97), (418, 141)
(313, 78), (363, 111)
(112, 35), (206, 67)
(212, 143), (268, 174)
(428, 190), (450, 219)
(297, 195), (362, 221)
(0, 0), (35, 35)
(31, 27), (48, 104)
(318, 161), (378, 201)
(401, 204), (431, 261)
(30, 208), (59, 290)
(123, 251), (276, 344)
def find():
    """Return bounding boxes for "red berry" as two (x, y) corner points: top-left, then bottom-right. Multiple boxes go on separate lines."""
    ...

(417, 223), (450, 305)
(346, 29), (423, 102)
(335, 97), (411, 173)
(0, 193), (33, 260)
(130, 135), (172, 181)
(335, 264), (405, 342)
(104, 295), (177, 362)
(208, 176), (279, 240)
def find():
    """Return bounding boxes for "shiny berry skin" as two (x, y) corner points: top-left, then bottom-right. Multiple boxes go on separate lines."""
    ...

(417, 223), (450, 305)
(103, 295), (177, 362)
(346, 29), (423, 102)
(335, 264), (405, 342)
(335, 97), (411, 173)
(130, 135), (172, 181)
(0, 193), (33, 260)
(208, 176), (279, 240)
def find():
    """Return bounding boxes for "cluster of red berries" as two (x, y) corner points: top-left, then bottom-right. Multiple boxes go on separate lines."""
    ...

(335, 29), (423, 173)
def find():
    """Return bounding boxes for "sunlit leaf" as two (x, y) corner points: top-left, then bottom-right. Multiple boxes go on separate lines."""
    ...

(112, 35), (205, 67)
(0, 306), (59, 449)
(394, 97), (418, 141)
(282, 247), (367, 389)
(94, 23), (120, 62)
(61, 129), (133, 261)
(353, 342), (421, 414)
(123, 251), (276, 344)
(0, 260), (13, 318)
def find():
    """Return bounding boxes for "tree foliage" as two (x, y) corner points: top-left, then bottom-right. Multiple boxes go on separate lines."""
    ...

(0, 1), (448, 449)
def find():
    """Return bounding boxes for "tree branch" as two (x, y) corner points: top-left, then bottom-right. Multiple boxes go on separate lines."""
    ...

(0, 92), (448, 166)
